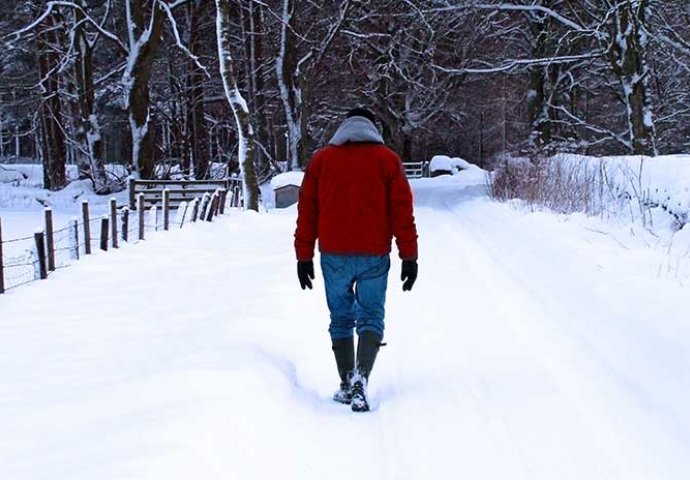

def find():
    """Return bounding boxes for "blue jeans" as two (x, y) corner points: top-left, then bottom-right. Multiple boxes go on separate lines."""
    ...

(320, 254), (390, 340)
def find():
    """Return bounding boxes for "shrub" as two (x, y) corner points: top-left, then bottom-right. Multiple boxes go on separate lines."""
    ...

(490, 155), (610, 216)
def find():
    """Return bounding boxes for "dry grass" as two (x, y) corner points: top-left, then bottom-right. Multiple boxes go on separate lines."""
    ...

(490, 156), (611, 216)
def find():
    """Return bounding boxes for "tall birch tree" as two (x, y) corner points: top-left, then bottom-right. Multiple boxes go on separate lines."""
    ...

(215, 0), (259, 211)
(275, 0), (354, 170)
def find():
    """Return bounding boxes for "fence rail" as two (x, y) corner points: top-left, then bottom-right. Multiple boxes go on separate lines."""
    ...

(404, 162), (427, 179)
(129, 178), (241, 210)
(0, 184), (242, 294)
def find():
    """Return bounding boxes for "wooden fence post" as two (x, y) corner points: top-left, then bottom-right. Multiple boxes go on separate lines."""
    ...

(34, 232), (47, 280)
(0, 216), (5, 294)
(198, 193), (210, 220)
(233, 185), (241, 208)
(44, 208), (55, 271)
(213, 190), (221, 217)
(82, 200), (92, 255)
(191, 198), (199, 223)
(219, 189), (227, 214)
(163, 189), (170, 231)
(110, 198), (118, 248)
(122, 208), (129, 242)
(100, 217), (109, 251)
(179, 202), (189, 228)
(72, 219), (80, 260)
(206, 194), (218, 222)
(129, 177), (136, 210)
(151, 205), (158, 232)
(138, 193), (145, 240)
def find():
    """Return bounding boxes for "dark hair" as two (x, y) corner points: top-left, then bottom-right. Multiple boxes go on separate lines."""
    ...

(346, 108), (377, 125)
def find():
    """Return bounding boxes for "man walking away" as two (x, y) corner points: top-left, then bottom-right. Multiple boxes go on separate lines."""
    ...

(294, 108), (418, 412)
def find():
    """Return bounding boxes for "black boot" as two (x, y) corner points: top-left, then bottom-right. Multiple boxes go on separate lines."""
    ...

(351, 331), (383, 412)
(332, 336), (354, 404)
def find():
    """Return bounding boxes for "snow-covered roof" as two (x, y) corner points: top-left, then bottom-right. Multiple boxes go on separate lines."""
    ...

(430, 155), (452, 172)
(430, 155), (471, 173)
(270, 172), (304, 190)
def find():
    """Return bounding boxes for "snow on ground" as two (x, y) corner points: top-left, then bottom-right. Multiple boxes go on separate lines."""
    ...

(0, 164), (129, 243)
(1, 163), (690, 479)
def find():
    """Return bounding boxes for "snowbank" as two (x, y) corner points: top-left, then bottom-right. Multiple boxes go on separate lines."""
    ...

(0, 164), (130, 211)
(493, 153), (690, 230)
(430, 155), (452, 173)
(0, 165), (125, 255)
(430, 155), (473, 175)
(552, 153), (690, 225)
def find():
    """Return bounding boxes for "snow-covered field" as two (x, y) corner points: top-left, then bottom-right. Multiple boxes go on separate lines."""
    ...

(0, 163), (128, 241)
(1, 163), (689, 479)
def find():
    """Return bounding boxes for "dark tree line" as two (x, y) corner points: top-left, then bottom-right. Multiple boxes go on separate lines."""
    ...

(1, 0), (688, 192)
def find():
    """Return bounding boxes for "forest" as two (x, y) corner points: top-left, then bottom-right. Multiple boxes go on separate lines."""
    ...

(0, 1), (688, 196)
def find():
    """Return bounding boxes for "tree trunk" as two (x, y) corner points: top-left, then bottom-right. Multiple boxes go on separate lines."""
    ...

(276, 0), (302, 171)
(526, 4), (555, 148)
(74, 1), (113, 193)
(124, 0), (166, 179)
(244, 1), (275, 182)
(187, 0), (210, 179)
(35, 8), (67, 191)
(608, 2), (657, 156)
(216, 0), (260, 211)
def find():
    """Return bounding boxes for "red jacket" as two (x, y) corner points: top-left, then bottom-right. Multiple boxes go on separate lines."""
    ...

(294, 143), (418, 261)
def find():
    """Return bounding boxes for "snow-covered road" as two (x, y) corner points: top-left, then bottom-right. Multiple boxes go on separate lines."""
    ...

(1, 171), (689, 479)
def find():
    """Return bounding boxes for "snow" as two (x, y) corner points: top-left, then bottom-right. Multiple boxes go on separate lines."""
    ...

(550, 154), (690, 223)
(430, 155), (472, 174)
(1, 159), (690, 478)
(0, 164), (129, 241)
(450, 157), (472, 171)
(270, 171), (304, 189)
(429, 154), (452, 172)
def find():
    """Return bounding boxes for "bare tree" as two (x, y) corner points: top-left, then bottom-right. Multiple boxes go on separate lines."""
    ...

(275, 0), (355, 170)
(123, 0), (167, 179)
(3, 0), (690, 183)
(33, 2), (67, 190)
(186, 0), (211, 179)
(216, 0), (259, 210)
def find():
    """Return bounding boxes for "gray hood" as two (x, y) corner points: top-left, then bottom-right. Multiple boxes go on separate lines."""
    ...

(328, 116), (384, 146)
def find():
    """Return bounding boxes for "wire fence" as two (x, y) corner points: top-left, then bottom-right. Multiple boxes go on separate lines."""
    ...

(0, 185), (241, 294)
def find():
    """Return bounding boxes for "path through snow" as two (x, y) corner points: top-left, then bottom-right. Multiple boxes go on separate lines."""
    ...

(1, 172), (689, 479)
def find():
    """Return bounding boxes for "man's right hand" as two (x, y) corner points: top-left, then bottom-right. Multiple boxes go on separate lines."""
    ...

(297, 261), (315, 290)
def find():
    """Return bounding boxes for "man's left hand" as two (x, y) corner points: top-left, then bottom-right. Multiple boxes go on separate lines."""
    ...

(297, 261), (315, 290)
(401, 260), (418, 292)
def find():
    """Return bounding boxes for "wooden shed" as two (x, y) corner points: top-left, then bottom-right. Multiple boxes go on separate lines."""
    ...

(274, 184), (301, 208)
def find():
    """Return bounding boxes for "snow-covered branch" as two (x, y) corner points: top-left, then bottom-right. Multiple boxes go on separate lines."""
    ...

(425, 3), (588, 33)
(157, 0), (211, 79)
(435, 52), (605, 75)
(5, 1), (127, 53)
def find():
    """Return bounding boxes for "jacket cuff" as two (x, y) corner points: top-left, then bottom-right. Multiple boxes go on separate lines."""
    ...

(296, 249), (314, 262)
(400, 247), (417, 260)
